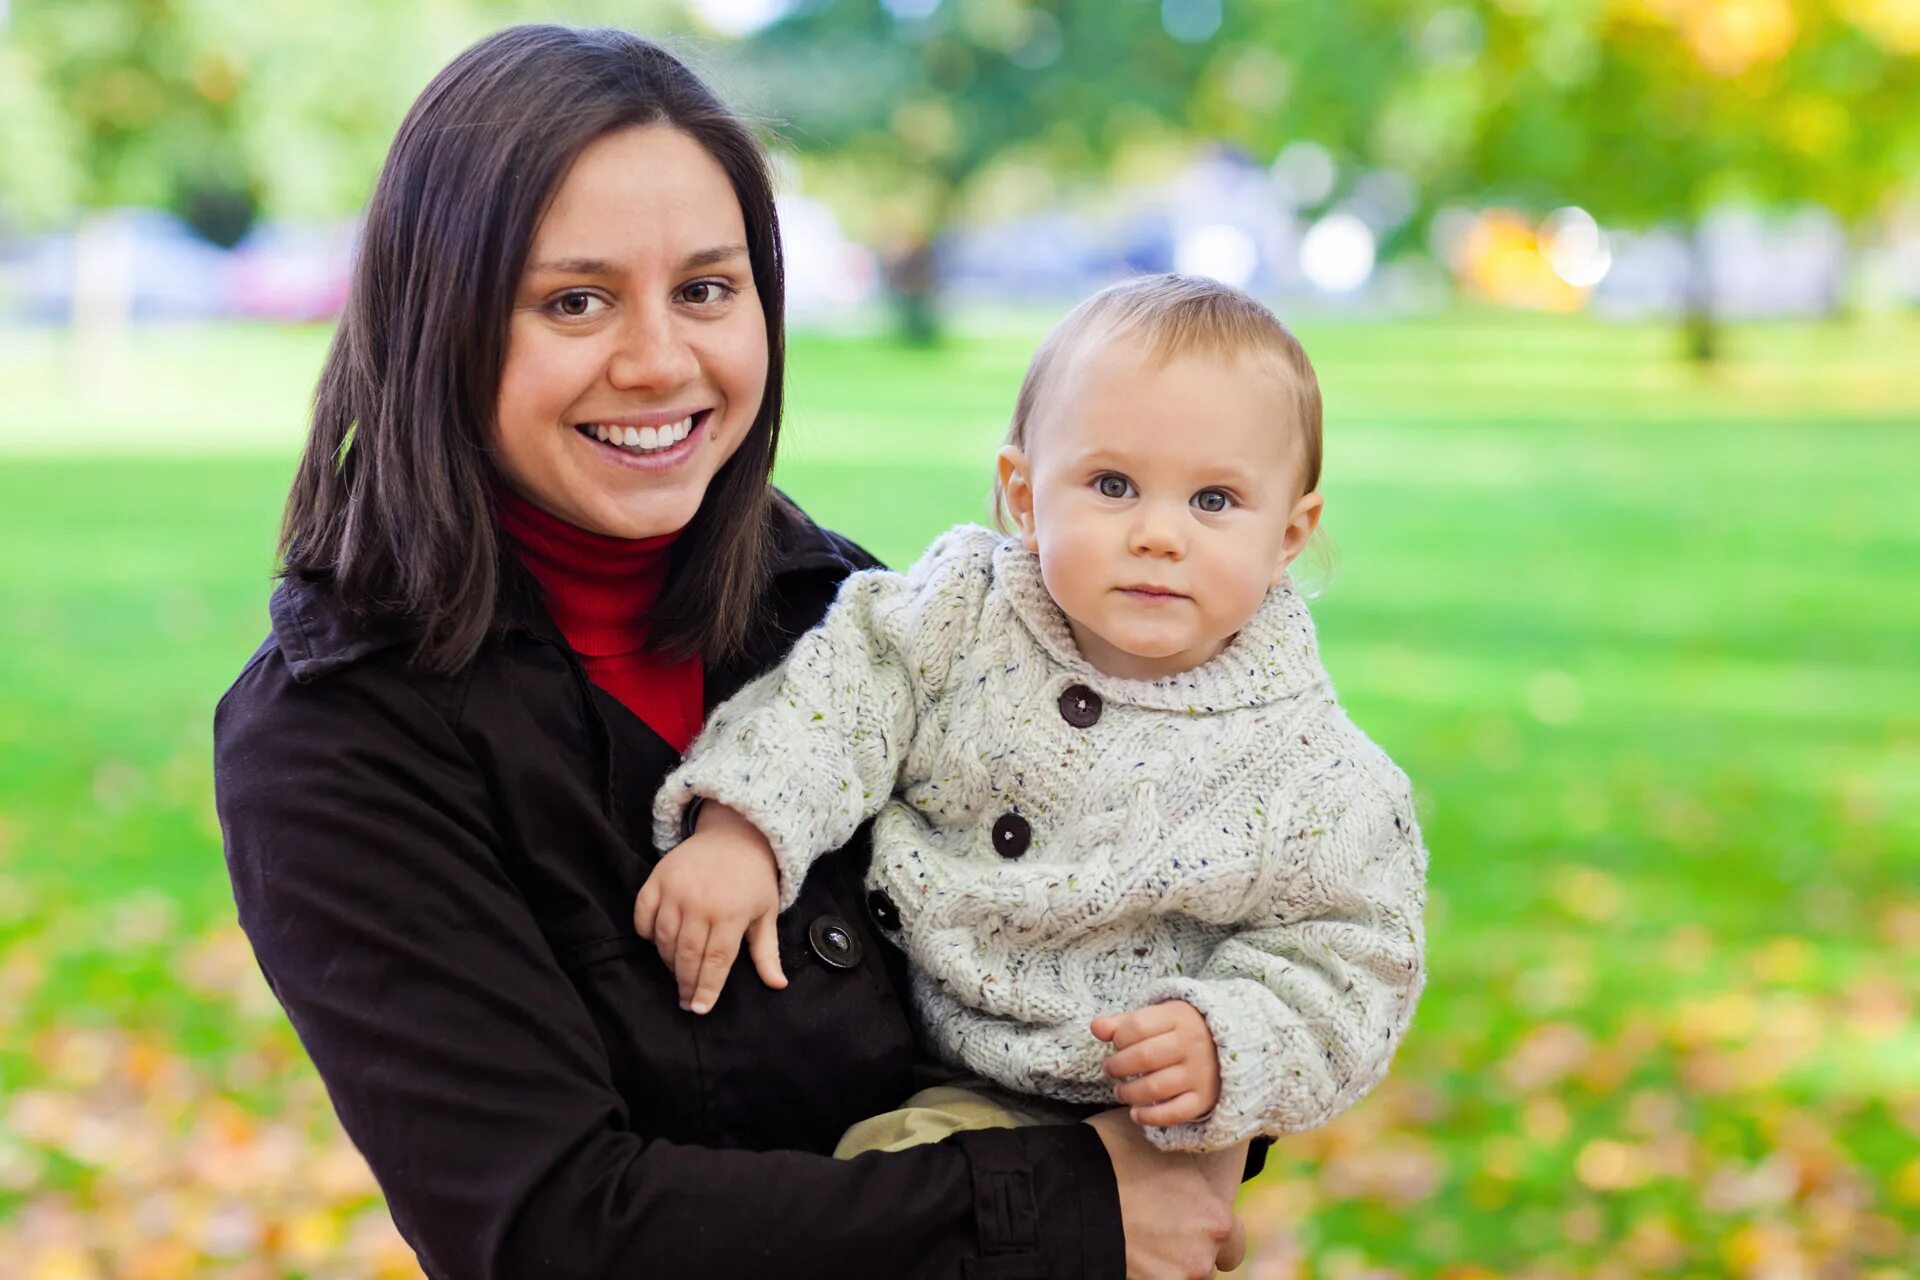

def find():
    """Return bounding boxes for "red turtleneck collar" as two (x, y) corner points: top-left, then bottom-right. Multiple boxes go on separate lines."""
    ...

(495, 487), (704, 753)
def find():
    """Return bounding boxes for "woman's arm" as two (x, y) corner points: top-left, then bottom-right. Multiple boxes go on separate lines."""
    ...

(214, 651), (1123, 1280)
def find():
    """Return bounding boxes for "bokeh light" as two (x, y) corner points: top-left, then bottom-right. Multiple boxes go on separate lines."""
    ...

(690, 0), (794, 37)
(1299, 211), (1376, 293)
(1161, 0), (1223, 44)
(1541, 206), (1614, 289)
(1173, 222), (1258, 287)
(1272, 140), (1337, 208)
(883, 0), (942, 20)
(1456, 208), (1588, 310)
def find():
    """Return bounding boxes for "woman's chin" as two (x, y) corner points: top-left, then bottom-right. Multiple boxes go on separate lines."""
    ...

(598, 492), (700, 540)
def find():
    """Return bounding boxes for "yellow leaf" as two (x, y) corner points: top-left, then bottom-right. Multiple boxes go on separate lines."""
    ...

(28, 1246), (99, 1280)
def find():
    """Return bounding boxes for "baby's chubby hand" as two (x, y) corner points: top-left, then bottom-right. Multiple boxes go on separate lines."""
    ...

(1091, 1000), (1221, 1128)
(634, 800), (786, 1014)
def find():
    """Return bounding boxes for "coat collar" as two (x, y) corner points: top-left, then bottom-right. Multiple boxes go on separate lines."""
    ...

(990, 535), (1332, 714)
(272, 493), (869, 683)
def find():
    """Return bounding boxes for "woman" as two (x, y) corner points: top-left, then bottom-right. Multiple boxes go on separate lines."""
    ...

(213, 24), (1250, 1280)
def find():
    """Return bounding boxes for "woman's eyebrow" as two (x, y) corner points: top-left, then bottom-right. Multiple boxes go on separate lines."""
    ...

(527, 245), (748, 276)
(680, 244), (749, 270)
(528, 256), (620, 276)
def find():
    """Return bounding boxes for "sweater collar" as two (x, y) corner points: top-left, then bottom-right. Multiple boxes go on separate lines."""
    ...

(494, 488), (677, 658)
(991, 536), (1332, 714)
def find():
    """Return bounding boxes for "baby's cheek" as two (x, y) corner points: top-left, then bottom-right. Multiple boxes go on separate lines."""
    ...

(1215, 560), (1275, 627)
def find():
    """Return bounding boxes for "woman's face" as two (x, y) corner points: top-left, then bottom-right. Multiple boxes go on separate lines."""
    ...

(495, 125), (769, 539)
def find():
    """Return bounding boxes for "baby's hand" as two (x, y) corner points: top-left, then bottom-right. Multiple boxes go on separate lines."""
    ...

(634, 800), (787, 1014)
(1091, 1000), (1221, 1127)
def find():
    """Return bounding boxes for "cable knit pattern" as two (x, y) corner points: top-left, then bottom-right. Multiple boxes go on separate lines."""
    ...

(653, 524), (1427, 1152)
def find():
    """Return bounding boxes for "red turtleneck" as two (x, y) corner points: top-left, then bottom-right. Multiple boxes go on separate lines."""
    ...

(496, 489), (704, 754)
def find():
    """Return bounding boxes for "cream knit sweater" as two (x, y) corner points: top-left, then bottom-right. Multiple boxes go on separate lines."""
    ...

(654, 525), (1427, 1152)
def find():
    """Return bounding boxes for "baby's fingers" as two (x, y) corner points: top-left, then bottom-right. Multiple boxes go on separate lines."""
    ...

(633, 880), (660, 940)
(673, 919), (715, 1011)
(1130, 1091), (1209, 1127)
(1102, 1029), (1183, 1079)
(747, 914), (788, 991)
(1112, 1064), (1192, 1107)
(649, 901), (681, 975)
(686, 922), (748, 1015)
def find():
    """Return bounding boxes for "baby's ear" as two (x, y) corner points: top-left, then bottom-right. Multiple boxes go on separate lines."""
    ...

(997, 446), (1039, 552)
(1274, 490), (1325, 585)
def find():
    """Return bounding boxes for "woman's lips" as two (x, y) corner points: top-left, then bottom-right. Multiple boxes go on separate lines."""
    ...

(574, 409), (711, 471)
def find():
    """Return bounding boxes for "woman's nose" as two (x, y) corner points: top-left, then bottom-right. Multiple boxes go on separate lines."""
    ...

(606, 304), (699, 392)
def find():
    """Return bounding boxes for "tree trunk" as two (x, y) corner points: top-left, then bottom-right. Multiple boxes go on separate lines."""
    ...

(885, 237), (941, 347)
(1682, 220), (1718, 364)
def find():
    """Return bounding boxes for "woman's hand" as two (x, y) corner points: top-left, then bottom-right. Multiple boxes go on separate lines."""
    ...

(1084, 1109), (1246, 1279)
(634, 801), (786, 1013)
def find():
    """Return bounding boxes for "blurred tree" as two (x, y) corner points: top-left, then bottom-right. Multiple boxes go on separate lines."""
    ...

(732, 0), (1219, 342)
(0, 0), (679, 358)
(6, 0), (257, 241)
(2, 0), (689, 232)
(1488, 0), (1920, 358)
(1194, 0), (1920, 359)
(0, 35), (84, 230)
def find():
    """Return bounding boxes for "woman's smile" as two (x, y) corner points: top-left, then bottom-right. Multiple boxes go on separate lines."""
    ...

(573, 408), (713, 470)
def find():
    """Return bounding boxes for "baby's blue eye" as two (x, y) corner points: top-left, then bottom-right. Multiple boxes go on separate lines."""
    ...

(1193, 489), (1232, 513)
(1097, 475), (1131, 499)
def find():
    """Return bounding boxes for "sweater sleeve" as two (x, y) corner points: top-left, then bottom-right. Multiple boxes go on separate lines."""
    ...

(1137, 763), (1429, 1153)
(654, 525), (998, 910)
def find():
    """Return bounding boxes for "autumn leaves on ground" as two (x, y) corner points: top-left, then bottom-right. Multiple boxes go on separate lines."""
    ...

(1, 313), (1915, 1277)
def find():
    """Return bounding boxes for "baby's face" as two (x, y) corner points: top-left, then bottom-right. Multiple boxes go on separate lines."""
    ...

(1000, 336), (1321, 681)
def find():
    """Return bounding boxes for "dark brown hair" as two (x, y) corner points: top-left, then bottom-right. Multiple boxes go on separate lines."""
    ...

(994, 273), (1323, 529)
(281, 25), (787, 672)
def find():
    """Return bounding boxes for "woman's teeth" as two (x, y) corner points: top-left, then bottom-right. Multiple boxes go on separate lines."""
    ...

(584, 416), (695, 452)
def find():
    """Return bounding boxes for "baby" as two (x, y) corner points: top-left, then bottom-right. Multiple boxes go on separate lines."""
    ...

(640, 273), (1427, 1164)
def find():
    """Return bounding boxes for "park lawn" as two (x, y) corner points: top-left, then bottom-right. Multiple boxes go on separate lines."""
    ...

(1, 311), (1917, 1277)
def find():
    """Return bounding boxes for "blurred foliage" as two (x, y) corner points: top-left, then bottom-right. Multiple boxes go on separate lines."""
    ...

(1185, 0), (1920, 225)
(0, 0), (682, 234)
(741, 0), (1920, 336)
(733, 0), (1216, 337)
(5, 1), (1918, 333)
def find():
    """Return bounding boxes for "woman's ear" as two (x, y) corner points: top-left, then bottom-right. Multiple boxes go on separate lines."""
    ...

(1273, 490), (1325, 585)
(997, 446), (1039, 552)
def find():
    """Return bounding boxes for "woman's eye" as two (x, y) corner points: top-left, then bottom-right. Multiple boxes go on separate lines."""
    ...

(550, 291), (606, 319)
(680, 279), (735, 305)
(1193, 489), (1233, 513)
(1096, 475), (1132, 500)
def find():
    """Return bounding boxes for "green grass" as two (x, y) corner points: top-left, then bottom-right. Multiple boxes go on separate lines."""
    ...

(2, 312), (1918, 1276)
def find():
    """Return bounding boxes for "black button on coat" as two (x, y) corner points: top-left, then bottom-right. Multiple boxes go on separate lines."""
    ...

(213, 499), (1124, 1280)
(808, 915), (864, 969)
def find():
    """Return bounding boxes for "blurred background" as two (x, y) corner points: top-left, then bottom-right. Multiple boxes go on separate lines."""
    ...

(1, 1), (1917, 1277)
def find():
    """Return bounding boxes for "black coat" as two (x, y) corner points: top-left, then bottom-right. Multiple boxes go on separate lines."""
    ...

(213, 501), (1126, 1279)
